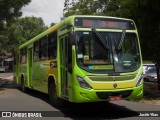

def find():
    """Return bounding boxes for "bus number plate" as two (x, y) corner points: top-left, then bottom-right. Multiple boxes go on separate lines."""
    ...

(109, 96), (122, 101)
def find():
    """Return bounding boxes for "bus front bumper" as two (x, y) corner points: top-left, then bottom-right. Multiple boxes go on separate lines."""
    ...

(70, 84), (143, 103)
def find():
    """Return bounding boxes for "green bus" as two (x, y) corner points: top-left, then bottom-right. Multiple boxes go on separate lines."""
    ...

(14, 15), (143, 106)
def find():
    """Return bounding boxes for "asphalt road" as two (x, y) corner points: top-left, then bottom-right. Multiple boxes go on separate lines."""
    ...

(0, 72), (160, 120)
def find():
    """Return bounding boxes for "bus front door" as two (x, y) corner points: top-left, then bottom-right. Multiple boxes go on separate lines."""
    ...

(60, 35), (68, 98)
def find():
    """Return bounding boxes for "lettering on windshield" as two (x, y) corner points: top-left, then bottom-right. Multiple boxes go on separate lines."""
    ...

(88, 65), (113, 70)
(84, 60), (108, 65)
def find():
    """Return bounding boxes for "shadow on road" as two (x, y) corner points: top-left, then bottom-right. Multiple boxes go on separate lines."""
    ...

(21, 88), (139, 119)
(0, 75), (139, 119)
(60, 102), (139, 119)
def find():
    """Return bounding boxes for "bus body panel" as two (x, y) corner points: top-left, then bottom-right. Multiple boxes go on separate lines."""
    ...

(32, 60), (48, 93)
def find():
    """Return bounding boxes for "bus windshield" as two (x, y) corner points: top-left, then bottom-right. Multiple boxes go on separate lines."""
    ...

(75, 31), (140, 73)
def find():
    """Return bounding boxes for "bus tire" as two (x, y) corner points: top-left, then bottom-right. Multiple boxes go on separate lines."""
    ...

(49, 82), (64, 107)
(21, 76), (26, 92)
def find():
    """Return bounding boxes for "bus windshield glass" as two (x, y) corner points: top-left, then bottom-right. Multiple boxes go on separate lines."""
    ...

(75, 31), (140, 73)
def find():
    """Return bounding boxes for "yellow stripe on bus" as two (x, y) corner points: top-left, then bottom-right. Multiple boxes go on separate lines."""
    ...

(91, 81), (136, 90)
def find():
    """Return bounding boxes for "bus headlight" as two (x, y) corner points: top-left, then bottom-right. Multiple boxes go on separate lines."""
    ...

(76, 75), (92, 90)
(136, 74), (143, 87)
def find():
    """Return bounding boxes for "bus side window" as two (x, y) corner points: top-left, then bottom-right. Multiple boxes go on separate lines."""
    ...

(48, 31), (57, 59)
(39, 36), (47, 60)
(33, 41), (39, 61)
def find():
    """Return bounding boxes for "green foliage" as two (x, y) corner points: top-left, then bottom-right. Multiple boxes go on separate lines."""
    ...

(0, 0), (31, 56)
(0, 0), (31, 31)
(64, 0), (107, 17)
(0, 34), (8, 55)
(63, 0), (122, 17)
(3, 17), (48, 53)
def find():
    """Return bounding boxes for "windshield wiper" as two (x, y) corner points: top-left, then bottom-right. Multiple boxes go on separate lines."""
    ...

(92, 28), (109, 50)
(117, 30), (126, 50)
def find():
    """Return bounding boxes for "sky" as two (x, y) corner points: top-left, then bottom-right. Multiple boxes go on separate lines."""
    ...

(21, 0), (65, 26)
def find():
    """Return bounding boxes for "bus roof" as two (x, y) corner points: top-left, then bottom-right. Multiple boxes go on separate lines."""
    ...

(71, 15), (133, 21)
(19, 15), (134, 49)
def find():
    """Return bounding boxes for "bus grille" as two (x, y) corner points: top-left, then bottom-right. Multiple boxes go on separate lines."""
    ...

(96, 90), (133, 99)
(88, 75), (136, 81)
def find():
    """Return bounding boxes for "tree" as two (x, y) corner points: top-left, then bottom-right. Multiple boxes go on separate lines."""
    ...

(0, 0), (31, 31)
(64, 0), (103, 17)
(0, 34), (8, 55)
(63, 0), (121, 18)
(4, 16), (48, 54)
(0, 0), (31, 56)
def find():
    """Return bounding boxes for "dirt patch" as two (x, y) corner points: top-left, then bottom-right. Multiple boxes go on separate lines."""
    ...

(139, 82), (160, 105)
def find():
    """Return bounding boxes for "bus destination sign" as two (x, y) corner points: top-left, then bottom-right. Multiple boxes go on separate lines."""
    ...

(75, 17), (135, 30)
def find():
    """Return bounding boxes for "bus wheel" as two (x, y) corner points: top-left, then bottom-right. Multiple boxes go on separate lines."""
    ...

(49, 82), (64, 107)
(21, 77), (26, 92)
